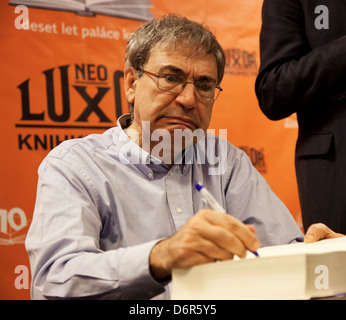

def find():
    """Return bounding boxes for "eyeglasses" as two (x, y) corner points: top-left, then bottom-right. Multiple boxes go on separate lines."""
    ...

(137, 69), (223, 101)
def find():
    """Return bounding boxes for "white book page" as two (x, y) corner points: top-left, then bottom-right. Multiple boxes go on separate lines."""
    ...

(255, 237), (346, 259)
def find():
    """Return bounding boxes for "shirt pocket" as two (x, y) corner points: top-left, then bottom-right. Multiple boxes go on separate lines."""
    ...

(296, 132), (334, 158)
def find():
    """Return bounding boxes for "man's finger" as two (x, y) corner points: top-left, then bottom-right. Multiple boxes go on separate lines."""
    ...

(198, 210), (260, 253)
(304, 223), (345, 243)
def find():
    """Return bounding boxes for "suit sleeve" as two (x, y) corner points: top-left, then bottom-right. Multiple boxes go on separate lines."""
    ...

(255, 0), (346, 120)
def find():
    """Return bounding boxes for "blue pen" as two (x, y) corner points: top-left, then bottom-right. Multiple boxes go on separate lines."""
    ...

(195, 183), (259, 258)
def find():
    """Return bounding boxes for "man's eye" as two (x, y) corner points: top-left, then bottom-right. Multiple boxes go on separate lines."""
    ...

(163, 74), (180, 83)
(196, 82), (212, 92)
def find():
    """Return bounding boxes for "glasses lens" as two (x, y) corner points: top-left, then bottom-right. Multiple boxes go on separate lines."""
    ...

(195, 82), (218, 100)
(158, 74), (183, 93)
(157, 74), (221, 101)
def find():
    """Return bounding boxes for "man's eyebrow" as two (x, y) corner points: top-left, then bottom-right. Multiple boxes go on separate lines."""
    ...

(197, 75), (217, 84)
(158, 65), (186, 76)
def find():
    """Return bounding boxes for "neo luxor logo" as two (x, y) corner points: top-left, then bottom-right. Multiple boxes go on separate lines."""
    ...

(15, 64), (126, 150)
(224, 48), (257, 76)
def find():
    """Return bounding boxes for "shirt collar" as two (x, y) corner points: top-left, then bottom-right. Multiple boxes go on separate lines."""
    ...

(116, 114), (152, 167)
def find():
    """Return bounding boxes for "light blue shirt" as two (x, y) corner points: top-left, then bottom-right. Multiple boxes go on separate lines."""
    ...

(25, 114), (303, 300)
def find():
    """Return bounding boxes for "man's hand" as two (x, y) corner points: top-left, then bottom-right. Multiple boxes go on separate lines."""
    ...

(304, 223), (345, 243)
(149, 210), (260, 281)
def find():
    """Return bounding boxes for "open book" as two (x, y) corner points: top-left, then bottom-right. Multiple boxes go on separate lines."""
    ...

(9, 0), (154, 21)
(172, 237), (346, 300)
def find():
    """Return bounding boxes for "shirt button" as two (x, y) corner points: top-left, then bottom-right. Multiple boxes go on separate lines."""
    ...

(169, 171), (173, 176)
(176, 207), (182, 213)
(148, 172), (153, 178)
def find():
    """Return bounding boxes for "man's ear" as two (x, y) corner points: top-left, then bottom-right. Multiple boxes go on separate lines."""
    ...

(124, 67), (137, 104)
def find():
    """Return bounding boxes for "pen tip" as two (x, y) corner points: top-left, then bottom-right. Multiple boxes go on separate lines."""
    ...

(252, 251), (260, 257)
(195, 183), (203, 191)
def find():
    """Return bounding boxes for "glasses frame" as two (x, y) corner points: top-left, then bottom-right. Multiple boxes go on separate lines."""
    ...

(137, 69), (223, 101)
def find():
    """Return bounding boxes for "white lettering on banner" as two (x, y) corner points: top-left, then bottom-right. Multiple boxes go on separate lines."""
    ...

(0, 207), (28, 245)
(0, 208), (27, 235)
(14, 19), (131, 41)
(14, 5), (29, 30)
(14, 265), (29, 290)
(61, 22), (78, 36)
(25, 21), (58, 34)
(81, 26), (120, 40)
(314, 265), (329, 290)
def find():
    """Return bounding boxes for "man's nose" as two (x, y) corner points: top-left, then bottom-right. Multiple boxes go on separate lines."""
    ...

(175, 82), (197, 109)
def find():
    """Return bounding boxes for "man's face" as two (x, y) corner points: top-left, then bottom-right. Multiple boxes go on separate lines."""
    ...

(125, 45), (218, 138)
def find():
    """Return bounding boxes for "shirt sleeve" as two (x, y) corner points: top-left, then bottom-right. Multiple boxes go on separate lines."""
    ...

(25, 154), (166, 300)
(224, 147), (304, 247)
(255, 0), (346, 120)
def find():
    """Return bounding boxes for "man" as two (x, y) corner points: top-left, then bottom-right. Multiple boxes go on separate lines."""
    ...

(26, 14), (342, 300)
(255, 0), (346, 233)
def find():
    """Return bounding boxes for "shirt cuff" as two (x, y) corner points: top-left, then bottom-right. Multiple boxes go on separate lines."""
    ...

(119, 239), (168, 299)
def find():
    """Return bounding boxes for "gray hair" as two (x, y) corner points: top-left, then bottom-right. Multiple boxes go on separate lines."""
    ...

(125, 14), (225, 85)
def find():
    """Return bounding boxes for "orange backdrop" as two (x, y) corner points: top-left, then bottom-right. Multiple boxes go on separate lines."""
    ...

(0, 0), (301, 299)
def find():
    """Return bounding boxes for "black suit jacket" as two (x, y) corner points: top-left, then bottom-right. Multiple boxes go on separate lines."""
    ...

(255, 0), (346, 233)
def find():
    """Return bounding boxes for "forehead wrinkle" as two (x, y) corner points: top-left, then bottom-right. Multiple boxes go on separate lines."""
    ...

(158, 64), (186, 76)
(147, 45), (218, 82)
